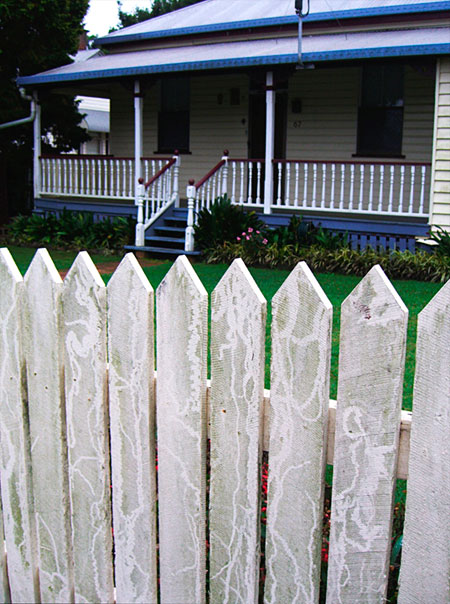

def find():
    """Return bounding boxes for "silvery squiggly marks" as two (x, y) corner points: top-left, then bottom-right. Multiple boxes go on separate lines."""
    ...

(156, 256), (208, 604)
(327, 265), (408, 604)
(265, 261), (332, 604)
(63, 252), (114, 604)
(107, 253), (158, 604)
(23, 249), (73, 603)
(0, 248), (39, 603)
(209, 259), (266, 604)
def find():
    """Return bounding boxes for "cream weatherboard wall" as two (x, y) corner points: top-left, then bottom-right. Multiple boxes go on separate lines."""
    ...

(430, 57), (450, 229)
(108, 63), (435, 199)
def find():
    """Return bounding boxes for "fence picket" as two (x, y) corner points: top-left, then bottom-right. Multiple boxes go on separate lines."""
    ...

(0, 249), (39, 603)
(209, 259), (266, 604)
(0, 486), (10, 603)
(398, 280), (450, 604)
(63, 252), (114, 604)
(327, 265), (408, 603)
(264, 262), (332, 604)
(23, 250), (73, 603)
(156, 256), (208, 604)
(107, 254), (158, 604)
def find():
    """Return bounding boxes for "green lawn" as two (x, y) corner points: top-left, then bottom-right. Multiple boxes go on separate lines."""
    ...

(6, 246), (443, 411)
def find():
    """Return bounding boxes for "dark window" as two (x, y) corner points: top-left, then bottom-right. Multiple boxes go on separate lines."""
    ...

(158, 77), (190, 153)
(356, 64), (404, 157)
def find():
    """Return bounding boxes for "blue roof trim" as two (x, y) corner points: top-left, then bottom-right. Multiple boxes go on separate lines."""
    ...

(17, 43), (450, 85)
(95, 2), (450, 46)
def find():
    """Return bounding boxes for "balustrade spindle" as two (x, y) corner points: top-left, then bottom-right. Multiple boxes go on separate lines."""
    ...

(312, 163), (318, 208)
(419, 166), (426, 214)
(321, 164), (326, 209)
(349, 164), (355, 211)
(247, 163), (253, 204)
(276, 162), (282, 206)
(358, 164), (364, 211)
(96, 159), (100, 197)
(303, 163), (308, 207)
(398, 165), (405, 213)
(408, 166), (416, 214)
(256, 162), (262, 204)
(330, 163), (336, 209)
(86, 159), (91, 195)
(294, 163), (300, 206)
(104, 159), (109, 197)
(128, 160), (133, 198)
(284, 163), (291, 207)
(378, 165), (385, 212)
(369, 165), (375, 212)
(388, 165), (395, 213)
(231, 162), (237, 204)
(339, 164), (345, 210)
(239, 162), (244, 205)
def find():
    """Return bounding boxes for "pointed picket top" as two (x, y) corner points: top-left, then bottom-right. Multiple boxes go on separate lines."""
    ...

(24, 247), (62, 286)
(265, 262), (332, 604)
(23, 249), (73, 603)
(0, 248), (39, 602)
(107, 253), (157, 604)
(398, 279), (450, 603)
(209, 258), (266, 604)
(327, 264), (408, 603)
(0, 247), (22, 285)
(63, 251), (113, 604)
(156, 255), (208, 604)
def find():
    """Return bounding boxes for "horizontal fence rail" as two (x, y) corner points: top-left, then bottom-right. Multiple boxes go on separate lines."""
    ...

(0, 249), (448, 603)
(273, 160), (431, 217)
(39, 155), (172, 201)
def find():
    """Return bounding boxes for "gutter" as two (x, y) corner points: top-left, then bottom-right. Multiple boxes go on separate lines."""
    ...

(0, 89), (36, 130)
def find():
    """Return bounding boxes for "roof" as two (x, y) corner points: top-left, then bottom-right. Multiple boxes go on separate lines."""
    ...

(18, 27), (450, 86)
(95, 0), (450, 46)
(80, 109), (109, 133)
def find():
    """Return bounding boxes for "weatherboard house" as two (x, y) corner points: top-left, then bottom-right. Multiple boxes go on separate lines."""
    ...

(18, 0), (450, 254)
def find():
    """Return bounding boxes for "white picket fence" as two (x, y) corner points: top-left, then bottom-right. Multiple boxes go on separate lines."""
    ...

(0, 249), (448, 604)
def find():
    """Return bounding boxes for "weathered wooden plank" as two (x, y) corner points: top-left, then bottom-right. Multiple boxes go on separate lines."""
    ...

(107, 254), (157, 604)
(209, 259), (266, 604)
(0, 248), (39, 603)
(264, 262), (332, 604)
(0, 483), (11, 603)
(63, 252), (114, 604)
(398, 280), (450, 604)
(23, 249), (73, 603)
(326, 265), (408, 604)
(156, 255), (208, 604)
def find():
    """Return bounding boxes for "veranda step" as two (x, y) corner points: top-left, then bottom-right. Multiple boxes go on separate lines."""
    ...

(154, 226), (186, 235)
(146, 236), (186, 245)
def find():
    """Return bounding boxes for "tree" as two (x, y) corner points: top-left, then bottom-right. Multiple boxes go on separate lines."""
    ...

(116, 0), (203, 28)
(0, 0), (90, 218)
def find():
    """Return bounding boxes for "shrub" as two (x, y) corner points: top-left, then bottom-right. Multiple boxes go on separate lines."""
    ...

(429, 226), (450, 257)
(203, 242), (450, 283)
(193, 195), (266, 250)
(7, 209), (135, 251)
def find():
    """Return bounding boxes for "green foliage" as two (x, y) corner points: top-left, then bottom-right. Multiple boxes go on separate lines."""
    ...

(268, 215), (318, 247)
(429, 226), (450, 257)
(0, 0), (90, 216)
(115, 0), (203, 28)
(314, 226), (349, 251)
(193, 195), (266, 250)
(7, 210), (135, 251)
(204, 242), (450, 283)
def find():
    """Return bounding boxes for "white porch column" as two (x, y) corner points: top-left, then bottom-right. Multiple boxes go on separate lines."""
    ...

(134, 80), (144, 203)
(264, 71), (275, 214)
(33, 90), (41, 200)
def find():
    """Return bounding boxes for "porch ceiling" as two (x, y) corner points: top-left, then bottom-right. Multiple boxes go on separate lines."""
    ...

(18, 27), (450, 86)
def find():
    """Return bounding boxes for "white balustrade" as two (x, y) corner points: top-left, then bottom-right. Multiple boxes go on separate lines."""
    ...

(39, 156), (173, 202)
(272, 160), (431, 217)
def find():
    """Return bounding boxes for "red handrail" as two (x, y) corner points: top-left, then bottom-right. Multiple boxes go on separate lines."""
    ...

(140, 156), (177, 190)
(195, 159), (226, 190)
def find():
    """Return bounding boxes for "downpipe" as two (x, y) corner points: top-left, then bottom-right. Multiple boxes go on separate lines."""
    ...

(0, 88), (36, 130)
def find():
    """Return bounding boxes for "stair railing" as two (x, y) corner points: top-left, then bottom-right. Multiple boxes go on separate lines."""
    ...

(135, 152), (180, 247)
(185, 151), (229, 252)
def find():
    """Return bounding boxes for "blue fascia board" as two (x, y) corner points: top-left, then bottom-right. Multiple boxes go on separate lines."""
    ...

(94, 2), (450, 47)
(17, 43), (450, 86)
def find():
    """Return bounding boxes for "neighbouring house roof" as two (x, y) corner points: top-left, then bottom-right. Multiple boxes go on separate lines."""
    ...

(95, 0), (450, 46)
(80, 109), (109, 133)
(17, 27), (450, 86)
